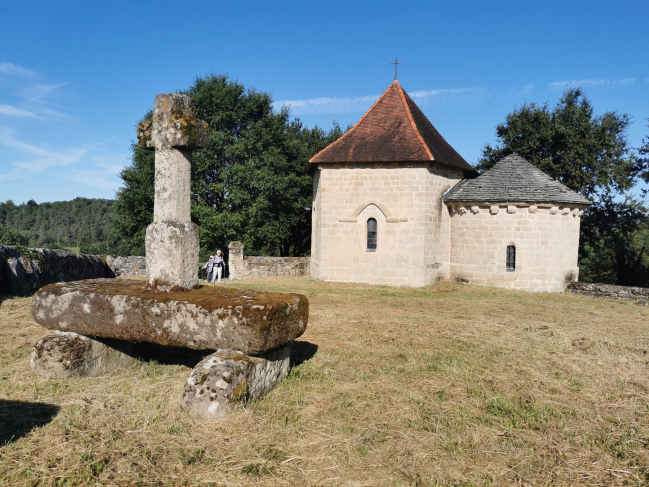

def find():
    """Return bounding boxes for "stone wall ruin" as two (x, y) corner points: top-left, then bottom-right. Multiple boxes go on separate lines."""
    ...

(227, 241), (310, 280)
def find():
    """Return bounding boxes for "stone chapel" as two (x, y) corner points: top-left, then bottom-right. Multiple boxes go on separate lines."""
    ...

(308, 80), (591, 292)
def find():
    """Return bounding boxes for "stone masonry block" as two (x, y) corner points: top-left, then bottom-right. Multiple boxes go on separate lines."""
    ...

(146, 222), (199, 291)
(32, 279), (308, 355)
(153, 148), (192, 224)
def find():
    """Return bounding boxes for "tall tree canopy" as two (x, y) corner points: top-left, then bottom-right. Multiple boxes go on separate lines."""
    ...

(114, 74), (343, 258)
(0, 198), (122, 254)
(477, 87), (642, 198)
(477, 87), (649, 286)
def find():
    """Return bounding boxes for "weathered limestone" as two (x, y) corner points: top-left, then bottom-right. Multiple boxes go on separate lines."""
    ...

(182, 343), (291, 418)
(137, 93), (208, 292)
(31, 331), (138, 378)
(32, 279), (308, 355)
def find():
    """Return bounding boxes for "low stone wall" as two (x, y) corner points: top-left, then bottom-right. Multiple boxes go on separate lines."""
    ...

(0, 245), (115, 297)
(566, 282), (649, 305)
(228, 241), (310, 280)
(105, 255), (146, 277)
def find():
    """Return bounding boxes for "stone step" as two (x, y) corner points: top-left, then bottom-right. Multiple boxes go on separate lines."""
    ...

(32, 278), (308, 355)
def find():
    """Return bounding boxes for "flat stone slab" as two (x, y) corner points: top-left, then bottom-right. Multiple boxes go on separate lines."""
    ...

(32, 279), (308, 355)
(31, 331), (139, 378)
(182, 344), (291, 418)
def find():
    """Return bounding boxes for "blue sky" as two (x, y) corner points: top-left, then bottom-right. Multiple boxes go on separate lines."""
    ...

(0, 0), (647, 204)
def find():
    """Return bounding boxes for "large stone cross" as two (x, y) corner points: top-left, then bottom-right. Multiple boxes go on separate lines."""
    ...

(137, 94), (208, 292)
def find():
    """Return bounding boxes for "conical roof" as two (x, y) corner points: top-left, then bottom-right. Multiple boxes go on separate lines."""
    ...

(309, 80), (475, 173)
(444, 154), (591, 205)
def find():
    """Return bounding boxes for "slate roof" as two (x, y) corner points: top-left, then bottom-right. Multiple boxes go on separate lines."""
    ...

(309, 80), (476, 174)
(444, 154), (592, 205)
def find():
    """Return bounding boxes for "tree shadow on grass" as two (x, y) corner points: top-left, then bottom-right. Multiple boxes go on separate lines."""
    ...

(0, 400), (60, 446)
(291, 340), (318, 368)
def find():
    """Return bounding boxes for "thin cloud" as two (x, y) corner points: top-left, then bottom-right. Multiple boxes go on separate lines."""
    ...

(0, 128), (86, 177)
(3, 83), (72, 119)
(275, 94), (379, 114)
(496, 84), (534, 100)
(0, 62), (36, 76)
(548, 78), (636, 89)
(0, 128), (126, 191)
(17, 83), (68, 102)
(65, 168), (123, 191)
(0, 104), (39, 118)
(408, 87), (486, 99)
(275, 86), (490, 115)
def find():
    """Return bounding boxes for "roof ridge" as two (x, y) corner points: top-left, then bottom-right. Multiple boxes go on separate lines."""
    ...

(308, 81), (400, 163)
(395, 82), (433, 160)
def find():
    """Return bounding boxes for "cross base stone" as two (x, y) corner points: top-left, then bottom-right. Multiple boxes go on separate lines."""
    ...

(146, 222), (200, 291)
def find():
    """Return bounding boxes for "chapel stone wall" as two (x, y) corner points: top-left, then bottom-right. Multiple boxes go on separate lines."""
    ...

(311, 162), (461, 287)
(447, 203), (585, 292)
(424, 165), (464, 285)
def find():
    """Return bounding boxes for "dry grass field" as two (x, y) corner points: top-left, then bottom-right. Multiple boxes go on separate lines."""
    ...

(1, 277), (649, 486)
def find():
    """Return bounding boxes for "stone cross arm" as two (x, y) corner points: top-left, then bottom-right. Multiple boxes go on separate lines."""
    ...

(137, 93), (208, 151)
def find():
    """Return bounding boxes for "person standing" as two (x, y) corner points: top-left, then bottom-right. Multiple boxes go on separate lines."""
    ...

(213, 250), (226, 283)
(201, 256), (215, 283)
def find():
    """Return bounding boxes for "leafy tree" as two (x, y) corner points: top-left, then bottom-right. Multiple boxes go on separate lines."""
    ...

(477, 87), (649, 286)
(114, 74), (343, 258)
(477, 87), (643, 198)
(639, 120), (649, 196)
(113, 122), (155, 256)
(0, 225), (30, 246)
(579, 196), (649, 285)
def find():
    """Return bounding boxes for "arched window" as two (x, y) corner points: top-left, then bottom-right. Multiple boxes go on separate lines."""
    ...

(367, 218), (377, 252)
(506, 245), (516, 272)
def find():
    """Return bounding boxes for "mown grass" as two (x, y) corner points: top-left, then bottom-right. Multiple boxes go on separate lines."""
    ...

(1, 277), (649, 486)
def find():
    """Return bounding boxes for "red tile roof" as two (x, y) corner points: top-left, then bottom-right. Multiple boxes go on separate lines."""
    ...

(309, 80), (475, 173)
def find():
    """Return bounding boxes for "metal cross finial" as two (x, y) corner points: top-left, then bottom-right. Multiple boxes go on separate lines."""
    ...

(390, 57), (402, 80)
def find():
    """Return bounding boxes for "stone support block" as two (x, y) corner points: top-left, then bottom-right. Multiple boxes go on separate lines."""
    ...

(31, 331), (138, 378)
(146, 222), (199, 291)
(31, 279), (308, 355)
(182, 343), (291, 418)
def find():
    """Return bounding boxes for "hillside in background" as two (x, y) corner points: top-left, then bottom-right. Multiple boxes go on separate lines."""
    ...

(0, 198), (138, 256)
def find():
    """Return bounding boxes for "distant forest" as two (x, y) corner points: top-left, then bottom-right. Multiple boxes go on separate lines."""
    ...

(0, 198), (135, 256)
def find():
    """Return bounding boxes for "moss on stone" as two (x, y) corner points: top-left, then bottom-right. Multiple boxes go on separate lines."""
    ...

(38, 279), (308, 322)
(230, 381), (249, 403)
